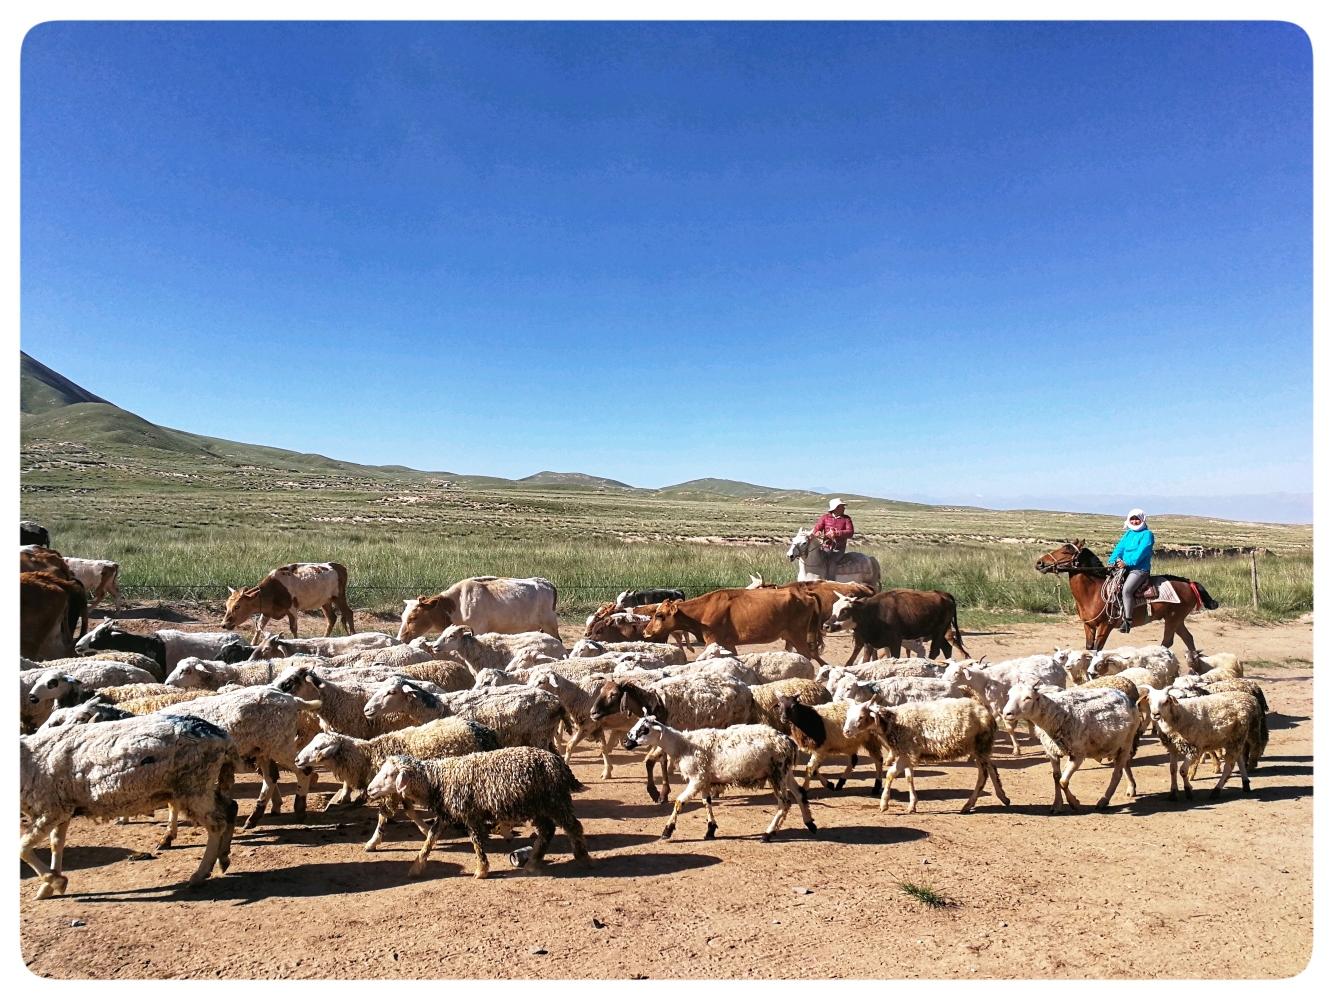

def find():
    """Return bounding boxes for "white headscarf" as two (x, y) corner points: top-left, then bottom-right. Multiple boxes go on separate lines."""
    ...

(1125, 508), (1147, 531)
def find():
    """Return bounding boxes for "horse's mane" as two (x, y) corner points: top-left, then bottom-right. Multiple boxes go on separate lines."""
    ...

(1072, 546), (1108, 577)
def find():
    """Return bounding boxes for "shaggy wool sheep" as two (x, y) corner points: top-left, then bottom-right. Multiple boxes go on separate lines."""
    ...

(843, 697), (1008, 814)
(1145, 688), (1265, 800)
(623, 716), (815, 842)
(20, 713), (240, 899)
(776, 695), (885, 796)
(431, 627), (566, 675)
(295, 718), (502, 849)
(367, 748), (593, 878)
(748, 677), (832, 732)
(1002, 683), (1139, 813)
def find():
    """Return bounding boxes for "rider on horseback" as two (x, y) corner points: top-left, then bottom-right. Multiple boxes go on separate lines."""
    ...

(811, 499), (854, 570)
(1107, 508), (1154, 633)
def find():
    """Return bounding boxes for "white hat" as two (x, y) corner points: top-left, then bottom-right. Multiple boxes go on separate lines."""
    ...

(828, 498), (846, 511)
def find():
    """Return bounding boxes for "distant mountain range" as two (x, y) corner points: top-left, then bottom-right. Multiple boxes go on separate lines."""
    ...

(19, 351), (1311, 523)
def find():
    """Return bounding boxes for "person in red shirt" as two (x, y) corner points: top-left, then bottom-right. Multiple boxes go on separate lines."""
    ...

(811, 499), (854, 555)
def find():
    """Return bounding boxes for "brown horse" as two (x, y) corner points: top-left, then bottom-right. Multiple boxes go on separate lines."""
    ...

(1035, 541), (1218, 661)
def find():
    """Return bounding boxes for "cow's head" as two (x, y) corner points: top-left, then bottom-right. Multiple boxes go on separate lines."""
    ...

(398, 594), (456, 641)
(641, 600), (682, 642)
(222, 587), (264, 630)
(823, 593), (865, 633)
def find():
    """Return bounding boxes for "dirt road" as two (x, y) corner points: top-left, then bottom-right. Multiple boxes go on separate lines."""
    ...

(20, 613), (1312, 979)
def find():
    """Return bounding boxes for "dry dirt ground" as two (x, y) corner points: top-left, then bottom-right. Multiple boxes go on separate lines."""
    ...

(19, 610), (1312, 979)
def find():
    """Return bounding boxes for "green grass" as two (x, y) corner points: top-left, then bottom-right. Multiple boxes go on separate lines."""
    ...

(21, 385), (1312, 624)
(899, 882), (950, 908)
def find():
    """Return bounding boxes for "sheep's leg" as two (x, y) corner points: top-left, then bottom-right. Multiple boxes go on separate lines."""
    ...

(834, 753), (858, 790)
(1007, 723), (1023, 756)
(701, 794), (719, 840)
(267, 760), (283, 815)
(1049, 757), (1064, 813)
(986, 759), (1010, 807)
(1179, 753), (1196, 800)
(1235, 748), (1251, 794)
(244, 762), (272, 828)
(1095, 746), (1130, 809)
(644, 749), (662, 803)
(1210, 750), (1239, 799)
(21, 816), (68, 900)
(786, 772), (817, 834)
(326, 782), (351, 807)
(1123, 758), (1138, 798)
(659, 754), (673, 801)
(183, 796), (228, 889)
(562, 721), (593, 762)
(405, 806), (434, 837)
(156, 801), (180, 850)
(803, 750), (829, 791)
(292, 765), (313, 816)
(524, 816), (555, 871)
(598, 730), (616, 780)
(49, 821), (69, 879)
(867, 746), (885, 797)
(662, 777), (704, 841)
(560, 812), (594, 867)
(410, 818), (446, 877)
(215, 796), (239, 873)
(961, 760), (988, 813)
(879, 756), (904, 813)
(364, 802), (396, 852)
(1165, 747), (1180, 800)
(1058, 757), (1084, 810)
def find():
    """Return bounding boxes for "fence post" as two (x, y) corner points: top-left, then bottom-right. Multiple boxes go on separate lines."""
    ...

(1250, 550), (1260, 609)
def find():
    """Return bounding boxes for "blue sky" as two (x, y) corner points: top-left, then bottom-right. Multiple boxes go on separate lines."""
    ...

(21, 22), (1312, 518)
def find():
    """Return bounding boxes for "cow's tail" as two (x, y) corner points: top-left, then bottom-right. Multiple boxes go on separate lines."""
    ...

(948, 599), (968, 658)
(66, 583), (88, 641)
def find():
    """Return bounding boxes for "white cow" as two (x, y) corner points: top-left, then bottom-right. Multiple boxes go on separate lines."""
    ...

(398, 576), (559, 640)
(61, 557), (123, 611)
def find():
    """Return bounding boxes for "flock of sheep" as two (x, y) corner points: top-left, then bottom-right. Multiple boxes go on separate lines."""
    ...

(18, 569), (1269, 903)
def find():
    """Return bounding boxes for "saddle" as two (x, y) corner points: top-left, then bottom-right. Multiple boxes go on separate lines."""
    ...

(1102, 568), (1180, 620)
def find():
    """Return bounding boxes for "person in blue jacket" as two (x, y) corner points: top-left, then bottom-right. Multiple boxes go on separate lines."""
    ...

(1107, 508), (1154, 633)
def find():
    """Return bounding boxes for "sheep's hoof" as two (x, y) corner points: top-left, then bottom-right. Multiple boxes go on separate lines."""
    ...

(522, 858), (545, 873)
(1182, 790), (1194, 801)
(155, 836), (174, 851)
(186, 872), (207, 889)
(408, 862), (426, 877)
(870, 782), (882, 797)
(1167, 790), (1177, 801)
(760, 832), (772, 843)
(646, 786), (661, 804)
(1242, 780), (1251, 793)
(1095, 798), (1110, 810)
(242, 810), (263, 829)
(959, 804), (973, 814)
(271, 798), (283, 815)
(834, 777), (847, 790)
(1209, 788), (1221, 800)
(804, 820), (818, 834)
(660, 825), (675, 841)
(704, 823), (717, 840)
(216, 854), (230, 873)
(473, 868), (490, 880)
(363, 840), (380, 853)
(293, 797), (306, 816)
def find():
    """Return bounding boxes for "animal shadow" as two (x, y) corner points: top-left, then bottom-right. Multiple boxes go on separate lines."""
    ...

(20, 845), (135, 878)
(1265, 713), (1310, 732)
(816, 825), (929, 846)
(89, 605), (199, 623)
(72, 860), (430, 905)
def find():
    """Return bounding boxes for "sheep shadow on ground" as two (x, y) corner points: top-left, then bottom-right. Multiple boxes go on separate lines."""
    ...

(812, 825), (930, 846)
(1265, 713), (1310, 732)
(19, 845), (135, 878)
(88, 605), (199, 622)
(69, 860), (431, 905)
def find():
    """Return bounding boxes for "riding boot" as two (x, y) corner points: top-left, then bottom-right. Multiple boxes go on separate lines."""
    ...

(1119, 613), (1133, 633)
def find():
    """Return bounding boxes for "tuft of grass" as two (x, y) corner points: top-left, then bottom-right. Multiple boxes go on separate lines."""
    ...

(899, 882), (950, 908)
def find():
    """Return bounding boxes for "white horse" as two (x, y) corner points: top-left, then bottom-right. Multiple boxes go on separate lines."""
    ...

(785, 529), (881, 591)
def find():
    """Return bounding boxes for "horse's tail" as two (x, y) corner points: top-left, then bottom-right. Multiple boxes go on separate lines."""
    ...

(1192, 582), (1220, 612)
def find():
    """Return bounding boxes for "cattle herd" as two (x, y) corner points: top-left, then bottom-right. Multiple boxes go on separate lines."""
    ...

(18, 522), (1270, 903)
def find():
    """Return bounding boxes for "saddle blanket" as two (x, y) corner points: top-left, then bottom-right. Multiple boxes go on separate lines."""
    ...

(1134, 577), (1181, 606)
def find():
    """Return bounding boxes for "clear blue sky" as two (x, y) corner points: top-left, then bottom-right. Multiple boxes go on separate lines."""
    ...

(21, 21), (1312, 515)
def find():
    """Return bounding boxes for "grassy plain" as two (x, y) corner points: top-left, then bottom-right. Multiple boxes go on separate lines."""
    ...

(21, 431), (1312, 624)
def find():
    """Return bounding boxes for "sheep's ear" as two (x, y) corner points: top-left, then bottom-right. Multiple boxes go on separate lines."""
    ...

(401, 684), (413, 695)
(393, 770), (411, 795)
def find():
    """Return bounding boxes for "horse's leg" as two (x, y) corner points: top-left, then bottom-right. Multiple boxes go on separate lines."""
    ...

(1082, 619), (1097, 650)
(1094, 622), (1112, 651)
(1173, 614), (1198, 661)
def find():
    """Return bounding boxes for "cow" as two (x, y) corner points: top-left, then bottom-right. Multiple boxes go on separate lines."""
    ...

(20, 545), (77, 582)
(615, 588), (686, 610)
(640, 588), (826, 662)
(823, 589), (967, 664)
(222, 562), (355, 642)
(20, 521), (50, 547)
(736, 579), (894, 658)
(61, 557), (123, 611)
(397, 576), (559, 641)
(21, 571), (87, 660)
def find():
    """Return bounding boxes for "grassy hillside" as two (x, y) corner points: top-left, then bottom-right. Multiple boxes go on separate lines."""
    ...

(19, 352), (1312, 622)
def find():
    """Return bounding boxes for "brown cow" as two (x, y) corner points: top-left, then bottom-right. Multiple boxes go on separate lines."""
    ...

(222, 562), (355, 641)
(641, 588), (825, 663)
(823, 589), (967, 664)
(21, 571), (88, 660)
(20, 545), (77, 582)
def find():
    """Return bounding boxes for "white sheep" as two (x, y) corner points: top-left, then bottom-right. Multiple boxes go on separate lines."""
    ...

(1144, 688), (1265, 800)
(1089, 645), (1180, 687)
(623, 716), (816, 842)
(363, 678), (564, 752)
(832, 674), (959, 707)
(842, 697), (1008, 814)
(1001, 683), (1139, 813)
(570, 638), (687, 665)
(526, 667), (624, 777)
(20, 714), (241, 899)
(815, 658), (945, 687)
(1052, 647), (1097, 685)
(248, 631), (398, 660)
(431, 626), (567, 675)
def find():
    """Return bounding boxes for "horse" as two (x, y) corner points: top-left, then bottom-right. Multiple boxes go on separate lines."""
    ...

(1034, 541), (1218, 663)
(785, 529), (881, 591)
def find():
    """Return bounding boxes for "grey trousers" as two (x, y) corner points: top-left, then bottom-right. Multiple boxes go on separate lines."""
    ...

(1121, 569), (1148, 622)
